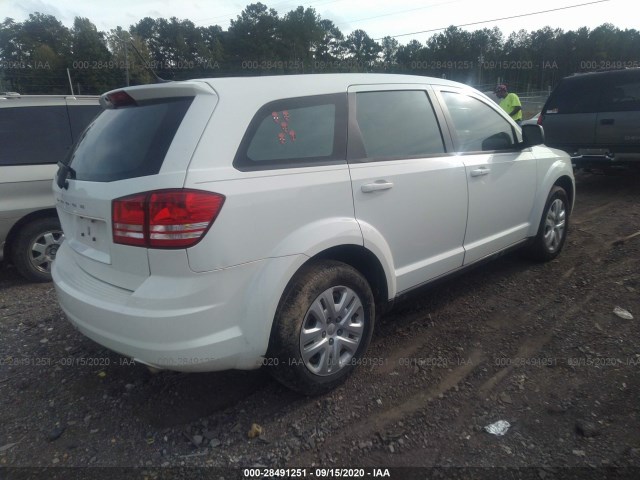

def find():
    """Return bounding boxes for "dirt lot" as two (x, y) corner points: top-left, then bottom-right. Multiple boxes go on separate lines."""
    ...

(1, 171), (639, 478)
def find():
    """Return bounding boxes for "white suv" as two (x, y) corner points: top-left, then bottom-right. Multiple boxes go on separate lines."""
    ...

(52, 74), (574, 394)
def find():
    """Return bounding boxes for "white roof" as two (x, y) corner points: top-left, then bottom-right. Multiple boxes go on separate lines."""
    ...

(202, 73), (470, 98)
(114, 73), (475, 103)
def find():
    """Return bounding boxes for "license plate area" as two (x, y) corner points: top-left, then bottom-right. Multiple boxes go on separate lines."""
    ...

(68, 215), (111, 264)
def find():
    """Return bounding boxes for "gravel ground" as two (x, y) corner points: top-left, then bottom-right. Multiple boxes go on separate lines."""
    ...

(1, 170), (639, 479)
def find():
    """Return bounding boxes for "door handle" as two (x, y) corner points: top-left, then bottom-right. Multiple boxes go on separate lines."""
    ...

(470, 167), (490, 177)
(361, 181), (394, 193)
(600, 118), (615, 125)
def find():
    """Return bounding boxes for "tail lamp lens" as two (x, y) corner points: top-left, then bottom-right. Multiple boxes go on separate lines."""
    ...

(112, 190), (225, 248)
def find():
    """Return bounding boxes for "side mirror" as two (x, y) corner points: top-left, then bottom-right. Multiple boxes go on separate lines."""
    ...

(521, 124), (545, 147)
(482, 132), (512, 151)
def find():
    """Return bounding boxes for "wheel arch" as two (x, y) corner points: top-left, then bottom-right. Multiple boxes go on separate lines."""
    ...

(263, 252), (382, 394)
(312, 244), (391, 314)
(3, 208), (59, 263)
(554, 174), (575, 214)
(262, 243), (391, 360)
(527, 157), (575, 238)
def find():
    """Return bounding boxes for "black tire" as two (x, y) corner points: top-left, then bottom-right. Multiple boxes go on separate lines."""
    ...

(524, 186), (570, 262)
(267, 260), (375, 396)
(11, 217), (64, 283)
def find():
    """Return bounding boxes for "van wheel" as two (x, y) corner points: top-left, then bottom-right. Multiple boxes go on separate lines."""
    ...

(12, 217), (64, 282)
(267, 260), (375, 395)
(525, 186), (569, 262)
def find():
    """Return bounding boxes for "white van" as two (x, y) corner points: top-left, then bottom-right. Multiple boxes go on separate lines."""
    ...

(0, 94), (100, 281)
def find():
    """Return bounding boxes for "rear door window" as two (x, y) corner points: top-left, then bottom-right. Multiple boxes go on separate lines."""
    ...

(353, 90), (445, 160)
(66, 97), (193, 182)
(598, 80), (640, 112)
(0, 105), (72, 166)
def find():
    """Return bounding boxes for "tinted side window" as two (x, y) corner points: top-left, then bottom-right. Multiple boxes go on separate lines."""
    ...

(0, 105), (72, 166)
(68, 97), (193, 182)
(545, 78), (600, 114)
(354, 90), (445, 159)
(441, 92), (516, 153)
(598, 81), (640, 112)
(68, 105), (102, 141)
(234, 93), (347, 171)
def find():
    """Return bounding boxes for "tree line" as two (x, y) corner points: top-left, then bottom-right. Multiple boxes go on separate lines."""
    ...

(1, 3), (639, 95)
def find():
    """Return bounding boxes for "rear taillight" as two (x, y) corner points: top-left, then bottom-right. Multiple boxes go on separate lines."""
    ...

(112, 193), (147, 246)
(537, 114), (543, 126)
(112, 190), (225, 248)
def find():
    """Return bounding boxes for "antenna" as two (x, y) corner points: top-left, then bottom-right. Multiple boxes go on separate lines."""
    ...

(127, 39), (172, 84)
(66, 68), (75, 95)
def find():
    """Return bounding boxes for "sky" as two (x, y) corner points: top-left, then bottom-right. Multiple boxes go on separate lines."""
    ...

(0, 0), (634, 44)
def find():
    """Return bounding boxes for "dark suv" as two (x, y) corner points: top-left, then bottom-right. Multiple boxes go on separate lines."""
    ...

(540, 68), (640, 168)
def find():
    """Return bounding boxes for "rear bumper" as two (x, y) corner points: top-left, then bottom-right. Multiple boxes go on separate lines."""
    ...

(52, 242), (275, 372)
(572, 152), (640, 167)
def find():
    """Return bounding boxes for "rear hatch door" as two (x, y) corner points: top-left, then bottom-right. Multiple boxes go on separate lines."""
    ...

(541, 76), (599, 151)
(54, 81), (217, 290)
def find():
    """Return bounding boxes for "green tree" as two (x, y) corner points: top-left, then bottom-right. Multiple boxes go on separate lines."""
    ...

(616, 27), (640, 62)
(21, 13), (72, 58)
(343, 29), (381, 69)
(279, 6), (323, 70)
(227, 3), (281, 65)
(554, 27), (588, 75)
(589, 23), (619, 61)
(471, 27), (503, 60)
(527, 27), (564, 89)
(70, 17), (114, 93)
(199, 24), (225, 68)
(396, 39), (425, 71)
(3, 8), (640, 90)
(313, 19), (345, 64)
(0, 18), (21, 63)
(380, 36), (399, 69)
(107, 27), (154, 86)
(1, 13), (72, 93)
(427, 26), (472, 60)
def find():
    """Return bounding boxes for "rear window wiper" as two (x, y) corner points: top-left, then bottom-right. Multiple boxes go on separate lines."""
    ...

(56, 163), (76, 190)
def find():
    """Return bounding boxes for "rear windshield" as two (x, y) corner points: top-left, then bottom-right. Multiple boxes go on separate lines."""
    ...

(545, 77), (600, 114)
(68, 104), (101, 142)
(66, 97), (193, 182)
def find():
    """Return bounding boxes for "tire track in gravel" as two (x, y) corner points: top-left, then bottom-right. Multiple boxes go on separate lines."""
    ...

(474, 194), (624, 398)
(363, 347), (484, 430)
(570, 202), (615, 226)
(290, 180), (629, 466)
(290, 348), (484, 466)
(372, 182), (617, 380)
(476, 291), (596, 399)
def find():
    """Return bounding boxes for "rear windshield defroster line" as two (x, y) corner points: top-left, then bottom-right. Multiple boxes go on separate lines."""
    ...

(65, 97), (193, 182)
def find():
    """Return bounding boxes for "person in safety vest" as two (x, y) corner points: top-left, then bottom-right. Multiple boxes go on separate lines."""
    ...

(495, 84), (522, 125)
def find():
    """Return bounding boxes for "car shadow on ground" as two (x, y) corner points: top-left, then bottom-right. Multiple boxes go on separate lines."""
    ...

(62, 340), (298, 429)
(128, 369), (278, 428)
